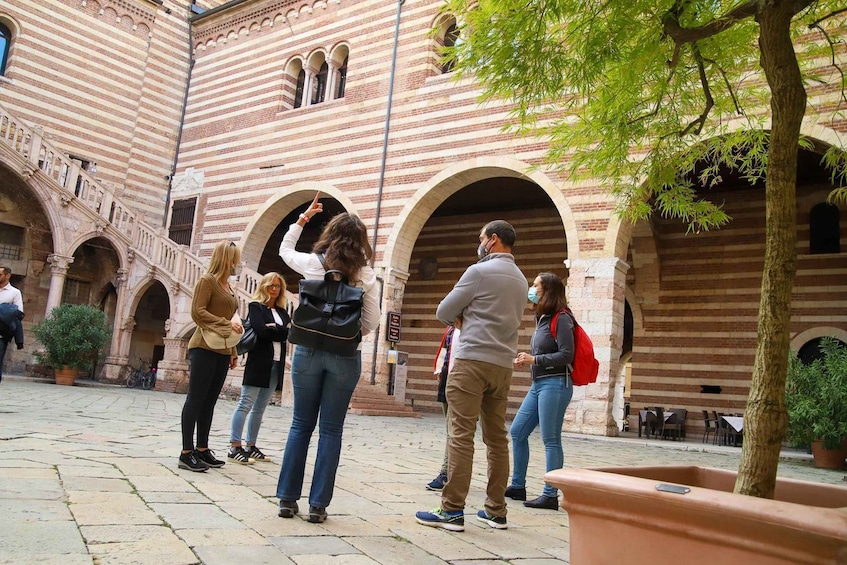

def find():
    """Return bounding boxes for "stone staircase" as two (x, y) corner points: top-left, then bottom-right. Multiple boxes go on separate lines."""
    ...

(349, 383), (420, 418)
(1, 101), (419, 416)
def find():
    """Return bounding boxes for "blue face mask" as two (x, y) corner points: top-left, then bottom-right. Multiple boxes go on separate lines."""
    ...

(527, 286), (540, 304)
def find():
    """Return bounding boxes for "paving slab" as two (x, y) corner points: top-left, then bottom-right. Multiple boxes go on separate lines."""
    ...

(194, 545), (294, 565)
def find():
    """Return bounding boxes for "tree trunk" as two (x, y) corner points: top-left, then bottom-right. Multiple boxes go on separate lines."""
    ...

(734, 5), (806, 498)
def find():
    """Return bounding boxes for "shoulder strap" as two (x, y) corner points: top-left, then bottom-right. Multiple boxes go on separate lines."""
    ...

(550, 309), (568, 339)
(315, 253), (327, 270)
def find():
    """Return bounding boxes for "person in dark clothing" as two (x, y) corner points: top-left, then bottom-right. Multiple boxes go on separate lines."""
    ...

(0, 266), (24, 382)
(426, 324), (458, 490)
(229, 272), (290, 464)
(506, 272), (575, 510)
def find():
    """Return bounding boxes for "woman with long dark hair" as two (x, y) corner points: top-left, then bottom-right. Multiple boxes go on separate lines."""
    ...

(275, 193), (380, 523)
(228, 272), (290, 464)
(506, 272), (574, 509)
(179, 240), (243, 472)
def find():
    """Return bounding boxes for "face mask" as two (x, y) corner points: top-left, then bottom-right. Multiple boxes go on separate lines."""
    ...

(477, 238), (492, 260)
(527, 286), (541, 304)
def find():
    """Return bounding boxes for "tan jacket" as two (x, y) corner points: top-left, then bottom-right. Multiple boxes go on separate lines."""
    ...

(187, 274), (239, 357)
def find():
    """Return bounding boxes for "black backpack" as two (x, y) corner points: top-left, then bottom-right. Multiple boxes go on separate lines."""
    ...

(288, 254), (364, 356)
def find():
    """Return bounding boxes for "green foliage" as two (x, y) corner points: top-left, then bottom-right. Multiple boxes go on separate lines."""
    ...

(785, 339), (847, 450)
(33, 304), (111, 371)
(442, 0), (847, 231)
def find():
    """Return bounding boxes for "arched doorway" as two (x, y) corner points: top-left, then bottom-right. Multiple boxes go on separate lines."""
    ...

(398, 175), (568, 417)
(129, 281), (170, 372)
(0, 164), (56, 375)
(621, 141), (847, 438)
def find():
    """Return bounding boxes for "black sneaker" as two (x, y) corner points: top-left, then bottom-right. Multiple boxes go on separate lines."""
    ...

(227, 447), (254, 465)
(308, 505), (327, 523)
(246, 446), (269, 462)
(278, 499), (299, 518)
(426, 472), (447, 491)
(477, 509), (508, 529)
(194, 449), (225, 468)
(178, 451), (208, 472)
(505, 485), (527, 501)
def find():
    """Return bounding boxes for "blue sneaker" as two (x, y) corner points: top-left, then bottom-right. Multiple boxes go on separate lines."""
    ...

(476, 509), (507, 529)
(426, 472), (447, 491)
(415, 507), (464, 531)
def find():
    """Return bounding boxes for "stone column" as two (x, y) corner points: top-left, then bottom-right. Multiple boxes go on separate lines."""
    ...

(303, 68), (315, 107)
(100, 268), (130, 383)
(326, 62), (338, 101)
(564, 256), (629, 436)
(362, 267), (408, 393)
(44, 254), (74, 314)
(156, 336), (190, 394)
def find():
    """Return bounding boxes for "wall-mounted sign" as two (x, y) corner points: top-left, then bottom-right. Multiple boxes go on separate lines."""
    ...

(387, 311), (402, 343)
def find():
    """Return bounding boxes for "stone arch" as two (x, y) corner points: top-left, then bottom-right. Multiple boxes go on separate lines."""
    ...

(381, 157), (579, 276)
(124, 276), (176, 323)
(0, 165), (65, 253)
(239, 182), (358, 269)
(606, 123), (846, 259)
(0, 13), (22, 36)
(328, 42), (349, 66)
(790, 327), (847, 352)
(65, 231), (128, 268)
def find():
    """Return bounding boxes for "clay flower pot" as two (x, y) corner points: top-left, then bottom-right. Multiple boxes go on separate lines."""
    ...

(54, 366), (79, 386)
(811, 440), (847, 470)
(545, 465), (847, 564)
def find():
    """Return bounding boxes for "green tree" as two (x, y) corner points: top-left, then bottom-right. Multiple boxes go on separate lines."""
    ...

(443, 0), (846, 498)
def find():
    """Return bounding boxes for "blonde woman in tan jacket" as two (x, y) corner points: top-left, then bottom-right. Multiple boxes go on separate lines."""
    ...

(179, 241), (243, 472)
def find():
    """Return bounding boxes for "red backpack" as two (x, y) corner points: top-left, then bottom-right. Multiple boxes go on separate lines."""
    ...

(550, 308), (599, 386)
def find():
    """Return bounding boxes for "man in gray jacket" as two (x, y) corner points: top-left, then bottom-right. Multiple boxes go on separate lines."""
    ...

(415, 220), (528, 531)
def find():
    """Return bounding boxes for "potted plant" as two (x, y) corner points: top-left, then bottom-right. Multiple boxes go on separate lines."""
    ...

(32, 304), (111, 386)
(785, 338), (847, 469)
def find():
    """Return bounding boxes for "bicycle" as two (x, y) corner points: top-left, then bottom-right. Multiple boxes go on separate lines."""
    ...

(126, 359), (157, 390)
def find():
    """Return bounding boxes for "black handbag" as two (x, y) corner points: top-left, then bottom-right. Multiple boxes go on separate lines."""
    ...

(236, 317), (257, 356)
(288, 263), (364, 356)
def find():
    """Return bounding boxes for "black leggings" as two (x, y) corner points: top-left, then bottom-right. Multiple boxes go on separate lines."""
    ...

(181, 348), (230, 451)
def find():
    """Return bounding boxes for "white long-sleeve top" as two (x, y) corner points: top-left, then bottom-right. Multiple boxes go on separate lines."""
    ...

(279, 223), (381, 335)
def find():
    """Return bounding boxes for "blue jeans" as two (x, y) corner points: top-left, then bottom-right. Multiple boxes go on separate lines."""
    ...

(276, 346), (361, 509)
(230, 361), (281, 445)
(510, 376), (573, 497)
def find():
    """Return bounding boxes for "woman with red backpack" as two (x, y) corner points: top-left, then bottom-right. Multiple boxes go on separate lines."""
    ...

(506, 272), (574, 510)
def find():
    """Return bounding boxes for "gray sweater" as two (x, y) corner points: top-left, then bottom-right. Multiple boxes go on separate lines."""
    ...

(436, 253), (528, 369)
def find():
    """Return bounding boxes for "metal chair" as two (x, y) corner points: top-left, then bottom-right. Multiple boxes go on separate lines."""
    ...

(702, 410), (716, 444)
(663, 409), (686, 441)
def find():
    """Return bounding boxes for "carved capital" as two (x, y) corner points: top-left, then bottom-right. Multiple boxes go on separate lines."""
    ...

(114, 268), (129, 288)
(122, 316), (136, 331)
(47, 254), (74, 275)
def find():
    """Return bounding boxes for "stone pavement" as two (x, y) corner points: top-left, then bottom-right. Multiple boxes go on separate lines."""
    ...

(0, 380), (843, 565)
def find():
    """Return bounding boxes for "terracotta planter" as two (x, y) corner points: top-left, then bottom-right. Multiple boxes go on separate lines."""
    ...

(811, 440), (847, 470)
(545, 465), (847, 564)
(54, 366), (79, 386)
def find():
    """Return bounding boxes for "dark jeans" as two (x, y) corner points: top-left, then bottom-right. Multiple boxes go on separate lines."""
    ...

(181, 348), (230, 451)
(276, 345), (360, 509)
(0, 336), (8, 379)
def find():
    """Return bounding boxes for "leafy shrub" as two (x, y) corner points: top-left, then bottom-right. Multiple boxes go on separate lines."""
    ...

(32, 304), (111, 371)
(785, 338), (847, 450)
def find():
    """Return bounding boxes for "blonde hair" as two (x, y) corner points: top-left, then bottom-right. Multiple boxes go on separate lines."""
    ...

(207, 240), (241, 281)
(251, 272), (287, 307)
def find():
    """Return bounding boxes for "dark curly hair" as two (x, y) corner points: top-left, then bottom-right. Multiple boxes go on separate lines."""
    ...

(312, 213), (373, 280)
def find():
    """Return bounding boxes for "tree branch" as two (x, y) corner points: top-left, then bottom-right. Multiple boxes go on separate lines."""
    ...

(703, 57), (744, 115)
(680, 45), (714, 137)
(807, 6), (846, 27)
(808, 22), (847, 108)
(662, 1), (758, 44)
